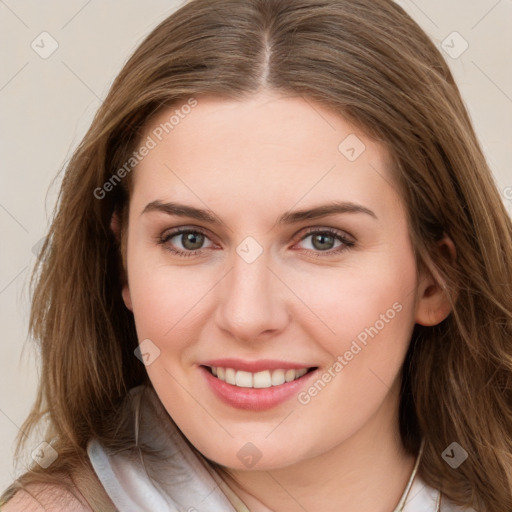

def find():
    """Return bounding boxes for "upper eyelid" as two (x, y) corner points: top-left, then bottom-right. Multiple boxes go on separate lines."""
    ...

(160, 225), (215, 241)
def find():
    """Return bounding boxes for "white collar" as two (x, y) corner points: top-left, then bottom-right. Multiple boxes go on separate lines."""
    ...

(87, 385), (472, 512)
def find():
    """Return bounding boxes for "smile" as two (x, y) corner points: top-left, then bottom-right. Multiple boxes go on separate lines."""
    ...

(199, 360), (319, 411)
(207, 366), (312, 388)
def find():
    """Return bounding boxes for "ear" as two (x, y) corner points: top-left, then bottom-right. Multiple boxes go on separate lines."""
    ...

(414, 234), (456, 326)
(110, 209), (122, 242)
(110, 210), (133, 312)
(121, 283), (133, 312)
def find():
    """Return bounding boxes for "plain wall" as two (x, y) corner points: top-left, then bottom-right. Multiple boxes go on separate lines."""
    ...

(1, 0), (511, 493)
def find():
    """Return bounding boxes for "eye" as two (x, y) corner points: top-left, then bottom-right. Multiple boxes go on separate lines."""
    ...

(157, 226), (355, 258)
(295, 227), (355, 256)
(158, 227), (215, 257)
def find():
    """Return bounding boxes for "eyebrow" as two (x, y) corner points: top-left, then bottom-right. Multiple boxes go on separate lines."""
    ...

(140, 200), (377, 225)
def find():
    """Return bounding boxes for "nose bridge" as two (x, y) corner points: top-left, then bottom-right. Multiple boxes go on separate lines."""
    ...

(214, 247), (288, 342)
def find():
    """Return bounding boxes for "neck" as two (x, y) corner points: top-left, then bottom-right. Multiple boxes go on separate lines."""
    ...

(218, 384), (418, 512)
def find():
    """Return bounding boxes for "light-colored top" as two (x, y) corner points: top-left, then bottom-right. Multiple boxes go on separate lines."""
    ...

(87, 385), (476, 512)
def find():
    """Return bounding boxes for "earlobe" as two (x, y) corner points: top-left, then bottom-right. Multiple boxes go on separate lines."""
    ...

(414, 234), (456, 327)
(122, 284), (133, 312)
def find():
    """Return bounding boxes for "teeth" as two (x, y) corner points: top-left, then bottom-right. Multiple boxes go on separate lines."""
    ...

(285, 369), (296, 382)
(235, 370), (253, 388)
(253, 370), (272, 388)
(271, 369), (286, 386)
(210, 367), (309, 388)
(225, 368), (236, 385)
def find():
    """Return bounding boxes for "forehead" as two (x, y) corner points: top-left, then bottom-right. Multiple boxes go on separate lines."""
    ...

(131, 93), (402, 223)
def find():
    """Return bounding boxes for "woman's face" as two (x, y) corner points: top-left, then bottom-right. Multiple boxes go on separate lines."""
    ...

(121, 91), (442, 470)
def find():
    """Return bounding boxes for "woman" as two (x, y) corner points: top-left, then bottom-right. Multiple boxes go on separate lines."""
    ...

(1, 0), (511, 510)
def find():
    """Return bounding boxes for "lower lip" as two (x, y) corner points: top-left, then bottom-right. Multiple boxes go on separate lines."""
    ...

(200, 366), (318, 411)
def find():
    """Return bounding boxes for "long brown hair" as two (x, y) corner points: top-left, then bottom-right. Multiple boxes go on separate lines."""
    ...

(2, 0), (511, 510)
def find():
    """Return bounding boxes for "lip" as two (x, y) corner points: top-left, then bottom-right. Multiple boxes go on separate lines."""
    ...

(200, 358), (313, 373)
(199, 364), (318, 411)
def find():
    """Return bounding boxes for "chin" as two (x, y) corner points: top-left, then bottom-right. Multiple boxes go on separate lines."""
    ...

(195, 438), (311, 472)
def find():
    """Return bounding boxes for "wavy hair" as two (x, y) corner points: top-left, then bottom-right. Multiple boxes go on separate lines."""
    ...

(2, 0), (511, 510)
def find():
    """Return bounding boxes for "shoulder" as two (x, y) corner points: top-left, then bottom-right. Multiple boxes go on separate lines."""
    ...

(2, 460), (117, 512)
(1, 482), (92, 511)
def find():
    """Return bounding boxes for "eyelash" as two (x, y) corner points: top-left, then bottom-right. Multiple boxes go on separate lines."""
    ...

(157, 226), (355, 258)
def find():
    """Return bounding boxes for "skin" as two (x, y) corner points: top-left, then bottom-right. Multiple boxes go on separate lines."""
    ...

(119, 91), (453, 512)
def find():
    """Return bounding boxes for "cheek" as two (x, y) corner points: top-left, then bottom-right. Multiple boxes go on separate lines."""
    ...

(293, 257), (417, 444)
(291, 248), (417, 355)
(126, 250), (217, 359)
(327, 258), (417, 397)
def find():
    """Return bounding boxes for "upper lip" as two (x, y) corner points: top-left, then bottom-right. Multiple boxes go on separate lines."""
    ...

(200, 358), (316, 373)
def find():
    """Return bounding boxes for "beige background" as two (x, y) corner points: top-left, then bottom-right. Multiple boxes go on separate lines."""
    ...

(1, 0), (511, 493)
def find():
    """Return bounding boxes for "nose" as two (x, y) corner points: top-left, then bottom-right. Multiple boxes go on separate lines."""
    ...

(214, 249), (289, 344)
